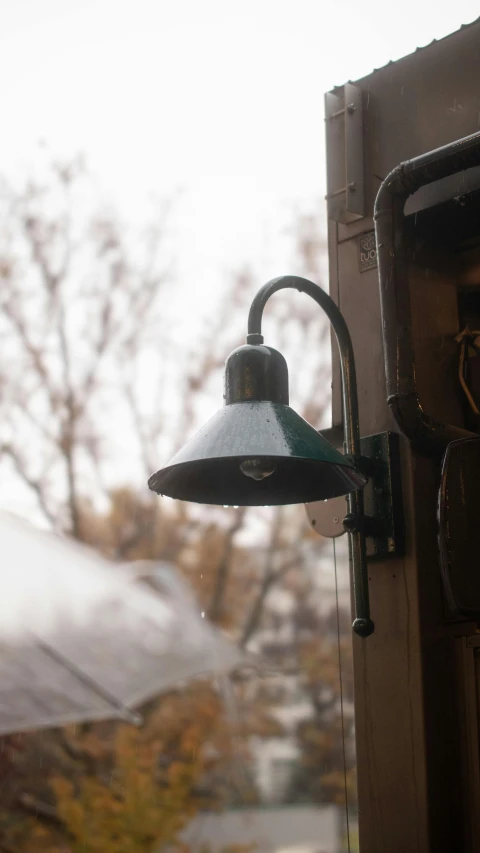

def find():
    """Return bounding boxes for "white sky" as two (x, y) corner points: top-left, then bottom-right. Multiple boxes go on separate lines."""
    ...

(1, 0), (479, 292)
(1, 0), (479, 522)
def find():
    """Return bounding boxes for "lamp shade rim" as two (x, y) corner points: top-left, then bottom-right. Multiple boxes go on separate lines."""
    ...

(149, 456), (366, 506)
(150, 449), (358, 471)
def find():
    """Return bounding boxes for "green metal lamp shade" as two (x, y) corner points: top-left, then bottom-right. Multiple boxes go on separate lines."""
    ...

(148, 400), (366, 506)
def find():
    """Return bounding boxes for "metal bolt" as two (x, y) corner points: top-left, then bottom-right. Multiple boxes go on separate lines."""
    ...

(343, 513), (358, 532)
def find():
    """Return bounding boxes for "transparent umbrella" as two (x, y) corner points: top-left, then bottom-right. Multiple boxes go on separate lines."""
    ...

(0, 510), (241, 735)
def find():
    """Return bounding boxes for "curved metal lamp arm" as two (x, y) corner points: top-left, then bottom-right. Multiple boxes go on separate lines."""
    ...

(247, 275), (374, 638)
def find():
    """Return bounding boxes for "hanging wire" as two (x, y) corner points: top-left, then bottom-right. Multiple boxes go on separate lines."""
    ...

(217, 672), (258, 802)
(455, 327), (480, 415)
(333, 537), (351, 853)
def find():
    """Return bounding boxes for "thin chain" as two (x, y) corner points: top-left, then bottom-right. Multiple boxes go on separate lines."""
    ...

(333, 538), (351, 853)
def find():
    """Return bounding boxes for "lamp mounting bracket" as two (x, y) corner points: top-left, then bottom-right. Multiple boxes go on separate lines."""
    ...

(306, 431), (404, 560)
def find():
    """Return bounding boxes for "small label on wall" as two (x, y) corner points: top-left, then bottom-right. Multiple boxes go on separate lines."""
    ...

(359, 231), (377, 272)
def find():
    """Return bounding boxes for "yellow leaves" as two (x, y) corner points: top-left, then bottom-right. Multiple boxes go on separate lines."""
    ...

(298, 635), (353, 703)
(295, 713), (357, 809)
(25, 819), (52, 841)
(317, 768), (357, 807)
(43, 685), (228, 853)
(50, 785), (87, 843)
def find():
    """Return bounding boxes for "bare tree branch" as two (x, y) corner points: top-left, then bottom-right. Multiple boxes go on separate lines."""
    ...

(240, 554), (301, 649)
(17, 793), (62, 827)
(1, 444), (57, 528)
(0, 162), (173, 535)
(239, 508), (297, 647)
(209, 507), (247, 624)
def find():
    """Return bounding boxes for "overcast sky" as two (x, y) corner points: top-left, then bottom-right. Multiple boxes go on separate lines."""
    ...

(1, 1), (479, 522)
(1, 0), (479, 293)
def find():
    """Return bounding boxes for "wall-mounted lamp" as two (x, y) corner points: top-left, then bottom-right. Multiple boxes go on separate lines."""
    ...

(149, 275), (404, 638)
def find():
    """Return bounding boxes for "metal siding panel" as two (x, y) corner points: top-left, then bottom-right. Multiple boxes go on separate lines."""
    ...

(331, 21), (480, 244)
(344, 83), (365, 218)
(336, 237), (392, 436)
(327, 218), (343, 428)
(325, 85), (365, 223)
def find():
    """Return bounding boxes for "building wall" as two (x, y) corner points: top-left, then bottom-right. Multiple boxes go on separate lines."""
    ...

(326, 17), (480, 853)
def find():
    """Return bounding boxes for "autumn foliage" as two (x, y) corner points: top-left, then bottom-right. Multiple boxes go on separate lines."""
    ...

(0, 159), (356, 852)
(50, 694), (217, 853)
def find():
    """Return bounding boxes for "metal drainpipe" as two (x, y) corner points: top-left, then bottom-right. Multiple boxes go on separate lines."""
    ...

(374, 131), (480, 456)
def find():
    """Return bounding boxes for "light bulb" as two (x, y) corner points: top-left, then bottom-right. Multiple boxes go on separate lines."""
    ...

(239, 458), (277, 481)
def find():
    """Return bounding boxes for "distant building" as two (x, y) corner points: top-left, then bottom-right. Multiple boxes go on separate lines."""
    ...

(180, 805), (339, 853)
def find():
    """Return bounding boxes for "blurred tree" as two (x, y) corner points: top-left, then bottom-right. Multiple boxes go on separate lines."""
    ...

(0, 158), (351, 851)
(0, 488), (282, 850)
(0, 685), (259, 852)
(50, 689), (227, 853)
(0, 157), (170, 534)
(284, 613), (357, 810)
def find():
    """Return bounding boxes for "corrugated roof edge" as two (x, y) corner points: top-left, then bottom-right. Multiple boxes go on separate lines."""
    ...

(331, 16), (480, 90)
